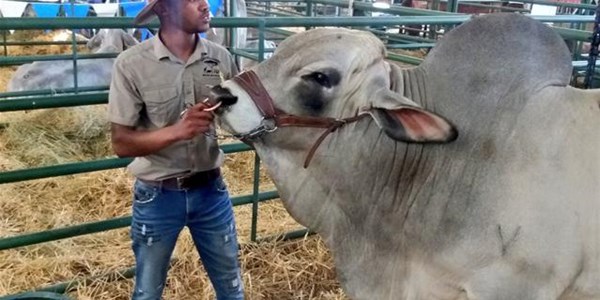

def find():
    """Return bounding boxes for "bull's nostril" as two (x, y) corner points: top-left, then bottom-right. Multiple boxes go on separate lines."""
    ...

(209, 85), (238, 107)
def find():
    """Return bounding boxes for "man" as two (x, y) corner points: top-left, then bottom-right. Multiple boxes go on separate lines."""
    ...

(107, 0), (244, 299)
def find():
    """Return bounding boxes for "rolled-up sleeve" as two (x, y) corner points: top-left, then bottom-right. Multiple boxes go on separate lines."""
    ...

(108, 56), (143, 127)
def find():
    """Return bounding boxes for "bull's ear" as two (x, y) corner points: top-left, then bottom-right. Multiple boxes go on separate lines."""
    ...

(367, 92), (458, 143)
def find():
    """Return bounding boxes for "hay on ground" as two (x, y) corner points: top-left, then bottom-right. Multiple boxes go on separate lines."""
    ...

(0, 104), (347, 299)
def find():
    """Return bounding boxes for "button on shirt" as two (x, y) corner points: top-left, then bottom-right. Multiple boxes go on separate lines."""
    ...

(108, 35), (238, 181)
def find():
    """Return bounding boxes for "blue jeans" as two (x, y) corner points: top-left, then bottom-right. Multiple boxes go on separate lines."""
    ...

(130, 176), (244, 300)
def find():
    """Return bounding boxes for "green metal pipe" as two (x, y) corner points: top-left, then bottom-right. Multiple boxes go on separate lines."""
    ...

(0, 16), (595, 30)
(256, 228), (314, 243)
(250, 154), (261, 242)
(551, 26), (595, 42)
(235, 47), (276, 53)
(387, 52), (424, 65)
(2, 30), (7, 56)
(0, 157), (131, 184)
(520, 0), (596, 10)
(248, 5), (306, 16)
(264, 27), (294, 37)
(0, 216), (131, 251)
(220, 142), (254, 153)
(0, 291), (74, 300)
(459, 2), (530, 13)
(0, 92), (108, 112)
(0, 86), (108, 99)
(447, 0), (459, 12)
(387, 43), (435, 49)
(311, 0), (461, 15)
(0, 268), (136, 297)
(247, 7), (296, 17)
(265, 5), (307, 16)
(365, 28), (437, 43)
(0, 190), (278, 250)
(246, 0), (304, 2)
(0, 40), (87, 46)
(70, 25), (79, 92)
(231, 48), (260, 60)
(0, 17), (144, 30)
(0, 143), (252, 185)
(0, 53), (117, 66)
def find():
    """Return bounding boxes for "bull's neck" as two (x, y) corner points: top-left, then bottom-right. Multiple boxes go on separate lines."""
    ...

(397, 67), (432, 109)
(253, 117), (441, 235)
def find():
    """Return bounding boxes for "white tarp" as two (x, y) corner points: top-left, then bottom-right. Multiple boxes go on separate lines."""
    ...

(530, 4), (557, 16)
(0, 0), (29, 17)
(529, 3), (556, 25)
(0, 0), (30, 33)
(91, 3), (119, 17)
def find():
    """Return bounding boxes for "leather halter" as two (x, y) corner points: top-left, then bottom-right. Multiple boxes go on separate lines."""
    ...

(232, 70), (368, 168)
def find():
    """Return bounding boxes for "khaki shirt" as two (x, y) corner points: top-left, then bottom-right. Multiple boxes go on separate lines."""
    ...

(108, 35), (238, 180)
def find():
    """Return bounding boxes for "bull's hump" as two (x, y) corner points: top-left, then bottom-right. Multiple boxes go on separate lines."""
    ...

(423, 13), (572, 97)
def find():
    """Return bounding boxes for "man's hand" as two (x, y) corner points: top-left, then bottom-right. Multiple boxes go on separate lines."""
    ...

(175, 102), (215, 140)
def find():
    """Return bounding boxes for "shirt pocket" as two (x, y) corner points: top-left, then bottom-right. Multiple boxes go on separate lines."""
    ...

(142, 86), (180, 128)
(194, 59), (226, 100)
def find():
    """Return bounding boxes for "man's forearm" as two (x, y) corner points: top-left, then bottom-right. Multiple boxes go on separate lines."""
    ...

(111, 124), (181, 157)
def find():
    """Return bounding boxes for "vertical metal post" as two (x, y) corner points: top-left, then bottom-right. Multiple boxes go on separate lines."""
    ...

(266, 0), (271, 15)
(250, 19), (266, 243)
(229, 0), (237, 51)
(585, 1), (599, 89)
(69, 0), (79, 92)
(2, 30), (7, 57)
(258, 19), (265, 62)
(250, 153), (261, 242)
(447, 0), (458, 13)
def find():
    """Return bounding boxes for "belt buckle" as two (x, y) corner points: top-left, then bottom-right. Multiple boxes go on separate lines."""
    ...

(175, 174), (192, 189)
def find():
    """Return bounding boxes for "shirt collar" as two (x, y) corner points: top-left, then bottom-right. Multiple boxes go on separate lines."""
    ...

(152, 32), (207, 65)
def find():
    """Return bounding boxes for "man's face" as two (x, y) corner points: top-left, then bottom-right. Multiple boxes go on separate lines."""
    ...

(161, 0), (211, 33)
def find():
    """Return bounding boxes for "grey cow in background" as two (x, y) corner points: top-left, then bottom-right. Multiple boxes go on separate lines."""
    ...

(7, 29), (138, 92)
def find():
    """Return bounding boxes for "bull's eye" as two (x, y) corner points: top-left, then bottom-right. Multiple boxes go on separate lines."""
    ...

(303, 72), (331, 88)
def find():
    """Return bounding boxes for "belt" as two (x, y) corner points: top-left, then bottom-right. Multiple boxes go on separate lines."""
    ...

(140, 169), (221, 190)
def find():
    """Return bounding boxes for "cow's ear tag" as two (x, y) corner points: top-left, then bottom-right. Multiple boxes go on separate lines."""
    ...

(368, 107), (458, 143)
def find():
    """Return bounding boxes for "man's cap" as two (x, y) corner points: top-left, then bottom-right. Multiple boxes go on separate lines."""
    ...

(134, 0), (161, 26)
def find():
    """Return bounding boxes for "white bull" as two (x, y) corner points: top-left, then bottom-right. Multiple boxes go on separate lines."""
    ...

(213, 13), (600, 300)
(7, 29), (138, 92)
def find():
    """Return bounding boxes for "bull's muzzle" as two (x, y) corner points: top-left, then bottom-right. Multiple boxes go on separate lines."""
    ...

(208, 85), (237, 112)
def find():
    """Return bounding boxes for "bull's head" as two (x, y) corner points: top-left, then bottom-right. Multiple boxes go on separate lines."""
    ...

(211, 28), (457, 165)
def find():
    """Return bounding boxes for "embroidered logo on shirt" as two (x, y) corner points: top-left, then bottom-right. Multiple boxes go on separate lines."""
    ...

(202, 57), (222, 78)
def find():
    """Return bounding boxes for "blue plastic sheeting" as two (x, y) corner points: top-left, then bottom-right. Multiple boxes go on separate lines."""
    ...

(139, 28), (154, 41)
(120, 1), (146, 17)
(62, 4), (91, 17)
(209, 0), (222, 16)
(30, 3), (61, 18)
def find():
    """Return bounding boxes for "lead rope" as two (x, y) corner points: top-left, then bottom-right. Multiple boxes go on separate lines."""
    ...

(584, 1), (600, 89)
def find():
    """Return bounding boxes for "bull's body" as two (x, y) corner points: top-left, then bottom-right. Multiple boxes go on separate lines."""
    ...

(217, 14), (600, 299)
(7, 29), (138, 92)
